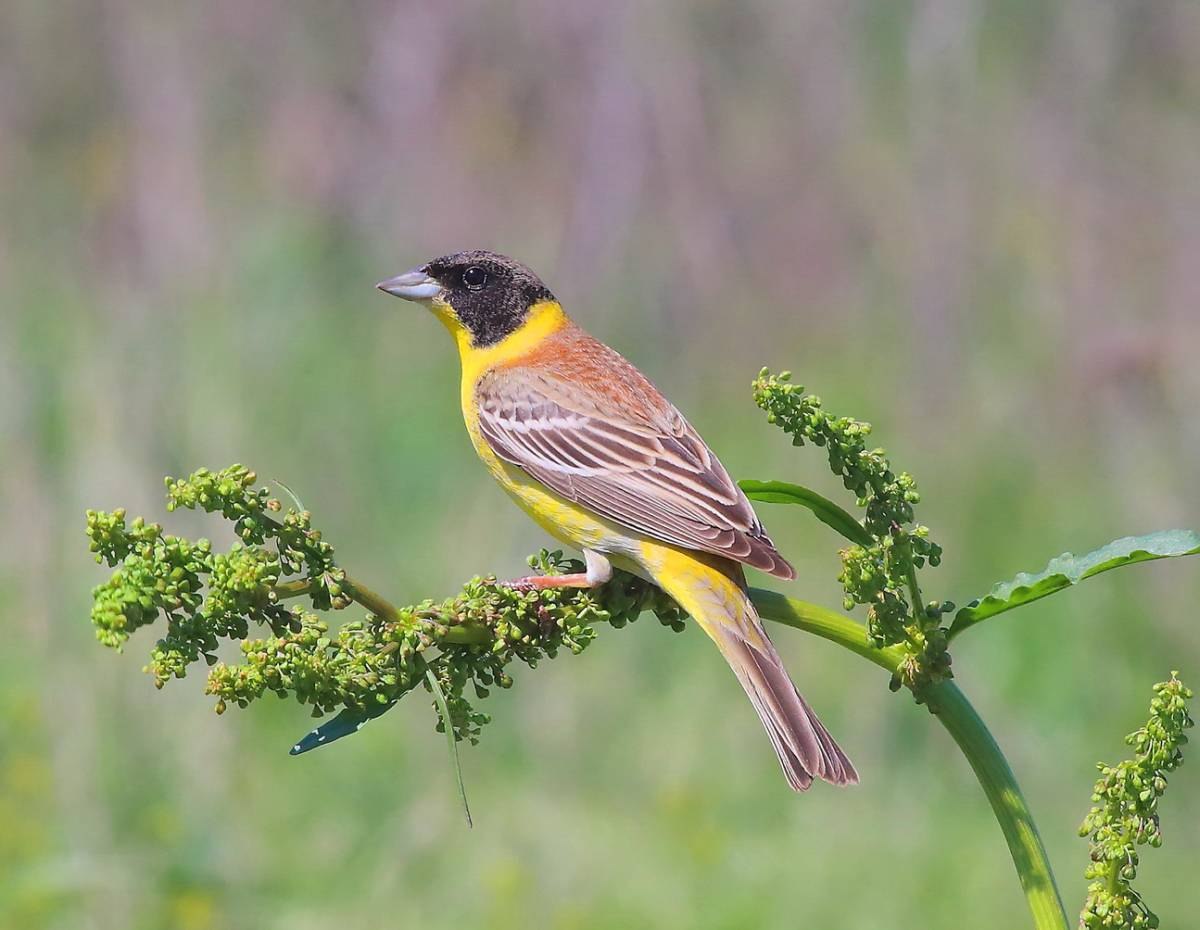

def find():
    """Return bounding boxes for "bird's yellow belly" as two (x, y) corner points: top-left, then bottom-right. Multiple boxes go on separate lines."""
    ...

(460, 388), (640, 558)
(458, 375), (743, 604)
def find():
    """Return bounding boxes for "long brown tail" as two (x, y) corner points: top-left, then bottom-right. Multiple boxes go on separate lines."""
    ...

(712, 620), (857, 789)
(654, 558), (857, 790)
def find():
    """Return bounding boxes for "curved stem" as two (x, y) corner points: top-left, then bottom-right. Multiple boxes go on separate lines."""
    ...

(272, 572), (1067, 929)
(921, 682), (1068, 930)
(748, 588), (1069, 930)
(747, 588), (904, 671)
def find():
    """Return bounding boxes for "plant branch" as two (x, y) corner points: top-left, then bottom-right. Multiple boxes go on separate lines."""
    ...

(273, 569), (1069, 930)
(923, 681), (1069, 930)
(340, 574), (403, 623)
(904, 559), (926, 631)
(274, 573), (404, 625)
(746, 588), (904, 670)
(751, 589), (1068, 930)
(99, 463), (1067, 929)
(1078, 673), (1192, 928)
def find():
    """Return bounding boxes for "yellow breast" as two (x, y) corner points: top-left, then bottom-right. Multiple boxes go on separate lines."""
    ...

(448, 300), (626, 553)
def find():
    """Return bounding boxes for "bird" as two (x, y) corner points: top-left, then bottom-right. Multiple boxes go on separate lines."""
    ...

(377, 250), (856, 791)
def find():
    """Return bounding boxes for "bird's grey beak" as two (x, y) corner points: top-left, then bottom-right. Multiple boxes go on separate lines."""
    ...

(376, 267), (441, 301)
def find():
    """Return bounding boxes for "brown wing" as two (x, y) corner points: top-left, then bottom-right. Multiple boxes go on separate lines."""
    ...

(475, 333), (795, 579)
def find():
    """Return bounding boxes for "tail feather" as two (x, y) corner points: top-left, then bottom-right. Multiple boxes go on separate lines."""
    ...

(654, 556), (857, 791)
(720, 624), (858, 789)
(799, 691), (856, 786)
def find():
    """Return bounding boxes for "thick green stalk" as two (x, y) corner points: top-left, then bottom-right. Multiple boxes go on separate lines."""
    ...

(922, 682), (1068, 930)
(748, 588), (904, 670)
(748, 588), (1069, 930)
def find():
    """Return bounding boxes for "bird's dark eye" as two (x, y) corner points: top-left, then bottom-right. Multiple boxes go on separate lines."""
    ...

(462, 266), (488, 290)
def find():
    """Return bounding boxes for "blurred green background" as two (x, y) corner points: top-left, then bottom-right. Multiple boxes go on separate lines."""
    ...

(2, 1), (1198, 928)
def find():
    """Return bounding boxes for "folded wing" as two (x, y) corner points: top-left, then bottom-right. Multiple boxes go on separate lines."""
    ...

(475, 363), (795, 580)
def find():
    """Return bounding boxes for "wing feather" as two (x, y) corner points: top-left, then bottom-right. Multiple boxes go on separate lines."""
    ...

(476, 367), (795, 579)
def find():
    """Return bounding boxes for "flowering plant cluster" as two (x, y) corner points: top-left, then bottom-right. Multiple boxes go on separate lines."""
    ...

(87, 373), (1198, 930)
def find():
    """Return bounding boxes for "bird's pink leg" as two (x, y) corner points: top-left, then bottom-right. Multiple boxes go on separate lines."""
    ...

(502, 550), (613, 592)
(503, 573), (593, 591)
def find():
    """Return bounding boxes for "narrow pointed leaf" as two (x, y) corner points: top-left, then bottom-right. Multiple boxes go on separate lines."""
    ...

(739, 479), (873, 547)
(426, 669), (473, 828)
(288, 700), (396, 756)
(949, 530), (1200, 638)
(272, 478), (307, 513)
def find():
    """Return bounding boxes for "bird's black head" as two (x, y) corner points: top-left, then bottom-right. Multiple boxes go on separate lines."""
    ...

(377, 250), (556, 347)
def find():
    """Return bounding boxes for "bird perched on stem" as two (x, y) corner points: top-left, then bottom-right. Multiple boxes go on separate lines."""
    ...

(377, 250), (856, 790)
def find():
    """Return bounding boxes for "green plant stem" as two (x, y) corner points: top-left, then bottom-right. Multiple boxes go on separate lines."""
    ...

(748, 589), (904, 670)
(274, 574), (403, 624)
(748, 588), (1068, 930)
(273, 578), (311, 600)
(1106, 856), (1121, 897)
(269, 574), (1067, 930)
(905, 562), (926, 627)
(340, 575), (403, 623)
(921, 682), (1068, 930)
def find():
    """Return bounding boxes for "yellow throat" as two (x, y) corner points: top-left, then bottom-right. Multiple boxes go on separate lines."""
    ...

(434, 298), (570, 386)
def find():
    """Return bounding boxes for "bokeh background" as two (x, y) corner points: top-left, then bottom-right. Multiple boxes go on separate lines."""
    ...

(2, 1), (1199, 928)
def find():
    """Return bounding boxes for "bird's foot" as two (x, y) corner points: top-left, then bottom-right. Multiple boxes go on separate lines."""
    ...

(502, 573), (592, 592)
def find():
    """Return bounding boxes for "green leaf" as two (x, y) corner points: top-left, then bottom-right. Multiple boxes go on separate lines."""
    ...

(272, 477), (306, 513)
(949, 530), (1200, 638)
(739, 479), (873, 547)
(288, 700), (396, 756)
(426, 669), (473, 829)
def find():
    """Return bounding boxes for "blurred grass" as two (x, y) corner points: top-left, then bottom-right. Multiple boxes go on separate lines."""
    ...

(2, 1), (1199, 928)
